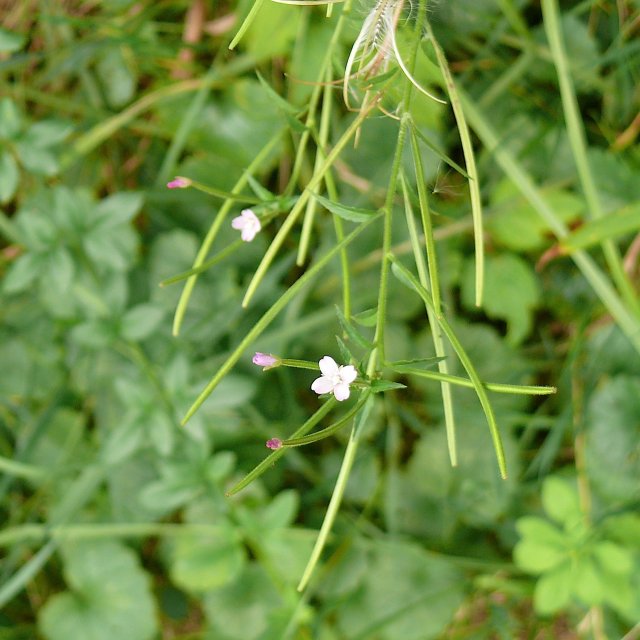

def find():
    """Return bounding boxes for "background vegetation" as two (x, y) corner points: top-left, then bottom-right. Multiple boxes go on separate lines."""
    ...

(1, 0), (639, 638)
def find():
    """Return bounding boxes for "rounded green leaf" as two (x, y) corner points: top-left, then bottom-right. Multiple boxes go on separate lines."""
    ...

(15, 142), (59, 176)
(533, 562), (572, 615)
(542, 476), (581, 525)
(170, 525), (246, 592)
(0, 27), (26, 53)
(593, 541), (633, 575)
(513, 540), (565, 574)
(22, 120), (73, 148)
(121, 303), (165, 341)
(202, 564), (282, 640)
(3, 253), (44, 293)
(573, 556), (603, 605)
(38, 541), (157, 640)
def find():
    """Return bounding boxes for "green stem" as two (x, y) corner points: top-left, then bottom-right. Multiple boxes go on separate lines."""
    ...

(391, 365), (556, 395)
(226, 399), (337, 496)
(374, 114), (410, 364)
(283, 392), (370, 447)
(160, 240), (243, 286)
(426, 20), (485, 307)
(0, 455), (44, 480)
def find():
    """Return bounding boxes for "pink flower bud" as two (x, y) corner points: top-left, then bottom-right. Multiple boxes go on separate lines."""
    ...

(266, 438), (283, 450)
(252, 352), (278, 369)
(166, 176), (192, 189)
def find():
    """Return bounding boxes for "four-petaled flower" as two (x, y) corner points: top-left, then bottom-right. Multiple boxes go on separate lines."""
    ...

(252, 352), (278, 370)
(231, 209), (261, 242)
(311, 356), (357, 401)
(166, 176), (192, 189)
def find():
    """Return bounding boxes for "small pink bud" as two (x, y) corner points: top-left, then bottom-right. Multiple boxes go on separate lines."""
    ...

(252, 352), (278, 370)
(266, 438), (283, 450)
(166, 176), (192, 189)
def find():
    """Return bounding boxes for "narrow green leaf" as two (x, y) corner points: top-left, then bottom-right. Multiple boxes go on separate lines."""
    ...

(560, 202), (640, 253)
(352, 308), (378, 327)
(369, 379), (407, 393)
(335, 305), (374, 349)
(256, 70), (301, 114)
(311, 192), (379, 222)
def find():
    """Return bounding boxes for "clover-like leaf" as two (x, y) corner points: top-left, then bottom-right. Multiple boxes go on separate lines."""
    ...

(38, 541), (157, 640)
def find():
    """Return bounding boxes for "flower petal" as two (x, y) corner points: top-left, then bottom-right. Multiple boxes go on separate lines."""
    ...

(311, 376), (334, 395)
(318, 356), (339, 376)
(333, 382), (351, 401)
(231, 216), (245, 230)
(339, 365), (357, 384)
(241, 226), (257, 242)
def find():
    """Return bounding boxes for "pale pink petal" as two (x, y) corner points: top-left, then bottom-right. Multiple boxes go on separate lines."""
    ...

(241, 209), (259, 224)
(333, 382), (351, 401)
(231, 215), (245, 230)
(311, 376), (334, 395)
(318, 356), (339, 377)
(241, 225), (257, 242)
(339, 365), (357, 384)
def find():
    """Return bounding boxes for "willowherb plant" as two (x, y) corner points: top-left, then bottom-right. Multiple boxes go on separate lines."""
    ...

(164, 0), (563, 590)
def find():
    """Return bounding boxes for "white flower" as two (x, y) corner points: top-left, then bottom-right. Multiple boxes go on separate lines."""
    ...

(231, 209), (261, 242)
(311, 356), (358, 402)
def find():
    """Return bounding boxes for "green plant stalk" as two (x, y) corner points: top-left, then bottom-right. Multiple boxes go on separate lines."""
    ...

(187, 180), (262, 204)
(297, 52), (424, 590)
(541, 0), (640, 319)
(0, 523), (230, 547)
(155, 64), (220, 186)
(374, 113), (410, 364)
(297, 8), (430, 591)
(182, 212), (382, 424)
(228, 0), (268, 50)
(409, 126), (441, 311)
(297, 69), (334, 266)
(284, 0), (353, 198)
(283, 392), (371, 446)
(461, 92), (640, 356)
(426, 20), (485, 308)
(324, 156), (352, 319)
(0, 541), (57, 610)
(242, 104), (375, 308)
(390, 257), (507, 478)
(279, 358), (320, 370)
(295, 397), (374, 593)
(0, 463), (105, 608)
(227, 399), (337, 496)
(172, 131), (283, 335)
(400, 174), (457, 466)
(0, 455), (45, 480)
(161, 240), (243, 286)
(391, 365), (556, 394)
